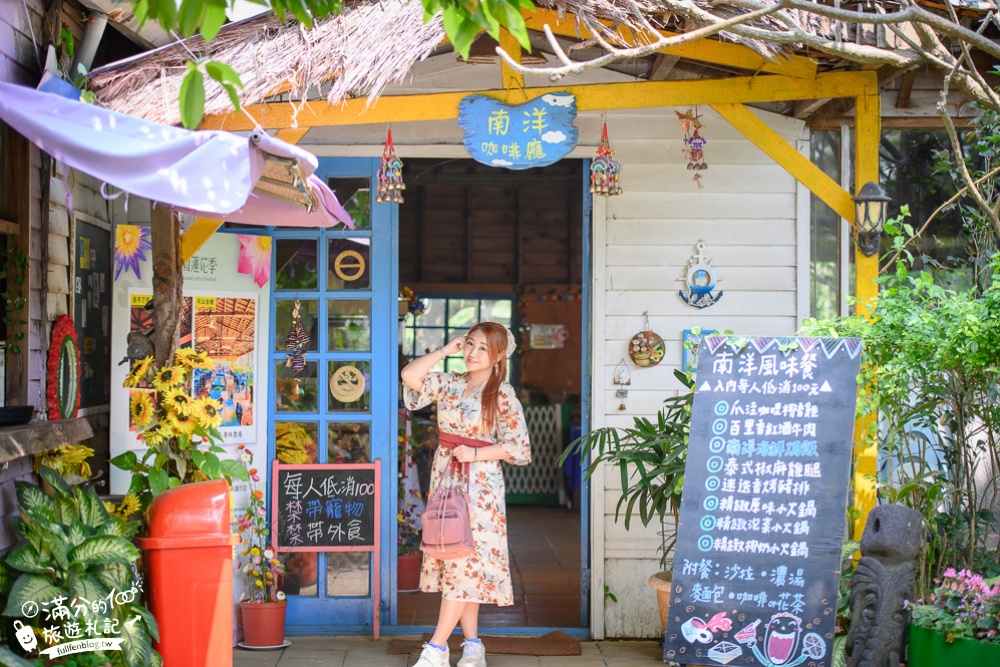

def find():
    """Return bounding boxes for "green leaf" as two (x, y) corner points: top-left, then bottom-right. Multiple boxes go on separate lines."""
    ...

(220, 458), (250, 482)
(2, 574), (65, 616)
(205, 61), (245, 112)
(111, 451), (138, 471)
(4, 541), (51, 574)
(148, 468), (170, 496)
(201, 1), (228, 41)
(179, 66), (206, 130)
(134, 602), (160, 642)
(66, 519), (89, 547)
(69, 573), (112, 617)
(117, 605), (154, 667)
(54, 494), (79, 524)
(76, 484), (111, 528)
(68, 536), (140, 567)
(39, 465), (71, 498)
(178, 0), (207, 38)
(14, 481), (54, 515)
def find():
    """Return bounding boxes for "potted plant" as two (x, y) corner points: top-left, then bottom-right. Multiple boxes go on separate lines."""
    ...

(234, 445), (287, 648)
(397, 428), (424, 592)
(906, 568), (1000, 665)
(559, 368), (694, 631)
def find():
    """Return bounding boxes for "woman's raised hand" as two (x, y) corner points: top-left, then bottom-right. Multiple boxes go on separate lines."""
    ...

(441, 336), (465, 356)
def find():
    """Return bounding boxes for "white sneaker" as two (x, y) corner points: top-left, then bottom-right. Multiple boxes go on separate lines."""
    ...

(457, 639), (486, 667)
(414, 643), (449, 667)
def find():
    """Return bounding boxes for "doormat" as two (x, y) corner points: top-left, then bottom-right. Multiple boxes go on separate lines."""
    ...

(386, 631), (581, 656)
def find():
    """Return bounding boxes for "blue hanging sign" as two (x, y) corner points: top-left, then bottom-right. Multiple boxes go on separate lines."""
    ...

(457, 93), (578, 170)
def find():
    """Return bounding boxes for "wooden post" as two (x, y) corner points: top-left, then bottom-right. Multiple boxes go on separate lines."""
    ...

(150, 205), (183, 368)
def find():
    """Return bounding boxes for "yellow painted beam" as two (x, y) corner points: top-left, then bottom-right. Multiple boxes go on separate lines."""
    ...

(180, 128), (310, 263)
(200, 70), (877, 132)
(500, 29), (525, 98)
(851, 84), (882, 541)
(523, 8), (817, 80)
(712, 103), (854, 221)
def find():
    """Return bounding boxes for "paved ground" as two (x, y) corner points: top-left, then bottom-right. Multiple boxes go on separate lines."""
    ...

(233, 636), (664, 666)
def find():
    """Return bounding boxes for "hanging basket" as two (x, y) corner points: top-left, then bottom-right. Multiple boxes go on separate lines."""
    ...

(240, 600), (287, 648)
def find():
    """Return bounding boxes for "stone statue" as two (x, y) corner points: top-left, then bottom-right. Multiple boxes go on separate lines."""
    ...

(845, 504), (923, 667)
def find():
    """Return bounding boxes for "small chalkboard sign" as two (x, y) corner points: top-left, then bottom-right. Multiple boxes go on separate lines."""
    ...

(272, 462), (380, 551)
(271, 461), (382, 637)
(663, 336), (862, 667)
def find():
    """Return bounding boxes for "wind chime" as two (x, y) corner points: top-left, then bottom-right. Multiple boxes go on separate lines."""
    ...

(676, 108), (708, 189)
(376, 129), (405, 203)
(590, 122), (623, 197)
(284, 300), (311, 397)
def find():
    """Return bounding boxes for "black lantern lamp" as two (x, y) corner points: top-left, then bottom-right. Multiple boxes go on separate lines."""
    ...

(853, 181), (891, 257)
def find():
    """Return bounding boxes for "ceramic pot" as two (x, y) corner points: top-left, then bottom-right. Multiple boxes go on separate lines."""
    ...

(398, 553), (421, 592)
(908, 624), (1000, 667)
(241, 600), (287, 647)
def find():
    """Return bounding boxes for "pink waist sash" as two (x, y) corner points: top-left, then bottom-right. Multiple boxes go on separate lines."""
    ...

(438, 432), (492, 450)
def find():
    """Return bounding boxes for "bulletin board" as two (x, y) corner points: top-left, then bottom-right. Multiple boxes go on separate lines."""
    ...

(74, 217), (112, 411)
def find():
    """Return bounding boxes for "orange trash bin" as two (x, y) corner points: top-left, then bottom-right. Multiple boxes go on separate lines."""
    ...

(136, 479), (235, 667)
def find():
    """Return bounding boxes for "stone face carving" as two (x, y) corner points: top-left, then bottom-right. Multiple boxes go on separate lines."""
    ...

(845, 504), (923, 667)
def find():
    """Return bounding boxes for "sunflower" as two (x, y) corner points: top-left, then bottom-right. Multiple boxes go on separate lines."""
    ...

(141, 422), (169, 447)
(130, 392), (155, 428)
(161, 387), (195, 416)
(168, 410), (197, 436)
(174, 348), (214, 371)
(152, 365), (186, 391)
(193, 397), (223, 430)
(123, 356), (154, 388)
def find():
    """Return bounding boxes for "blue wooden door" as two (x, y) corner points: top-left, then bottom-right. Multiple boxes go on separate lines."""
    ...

(268, 158), (397, 633)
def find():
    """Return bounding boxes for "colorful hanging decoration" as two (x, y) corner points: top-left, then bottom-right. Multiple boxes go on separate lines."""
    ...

(628, 312), (665, 368)
(676, 108), (708, 186)
(590, 122), (622, 197)
(376, 129), (405, 204)
(679, 240), (724, 308)
(113, 225), (151, 280)
(285, 299), (311, 375)
(236, 234), (272, 287)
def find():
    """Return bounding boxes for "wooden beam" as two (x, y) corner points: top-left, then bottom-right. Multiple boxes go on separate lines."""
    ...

(0, 219), (20, 236)
(896, 71), (917, 108)
(712, 103), (854, 222)
(500, 29), (525, 96)
(852, 85), (882, 541)
(523, 8), (818, 79)
(649, 54), (680, 81)
(200, 71), (878, 132)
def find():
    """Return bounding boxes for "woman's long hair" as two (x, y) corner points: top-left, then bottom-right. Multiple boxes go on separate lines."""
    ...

(468, 322), (508, 434)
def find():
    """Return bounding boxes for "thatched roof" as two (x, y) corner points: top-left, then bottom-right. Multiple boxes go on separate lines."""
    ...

(87, 0), (988, 126)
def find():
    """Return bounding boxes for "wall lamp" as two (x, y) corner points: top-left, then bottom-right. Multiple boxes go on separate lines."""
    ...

(853, 181), (891, 257)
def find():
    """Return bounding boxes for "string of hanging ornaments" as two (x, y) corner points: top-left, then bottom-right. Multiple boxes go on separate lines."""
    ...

(377, 129), (405, 203)
(676, 107), (708, 189)
(590, 121), (622, 197)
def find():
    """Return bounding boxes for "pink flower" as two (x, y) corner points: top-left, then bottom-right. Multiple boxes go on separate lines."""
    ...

(237, 235), (272, 287)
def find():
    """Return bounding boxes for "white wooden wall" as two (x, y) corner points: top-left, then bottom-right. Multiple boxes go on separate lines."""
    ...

(590, 106), (809, 638)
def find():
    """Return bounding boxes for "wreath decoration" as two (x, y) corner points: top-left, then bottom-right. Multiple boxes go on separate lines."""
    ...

(47, 314), (81, 420)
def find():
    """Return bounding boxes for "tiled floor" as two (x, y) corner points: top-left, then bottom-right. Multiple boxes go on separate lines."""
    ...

(396, 505), (583, 628)
(232, 636), (664, 667)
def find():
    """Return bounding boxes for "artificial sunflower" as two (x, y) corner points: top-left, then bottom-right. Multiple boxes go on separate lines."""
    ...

(152, 365), (186, 391)
(161, 387), (195, 416)
(168, 410), (197, 436)
(142, 422), (169, 447)
(129, 392), (155, 428)
(123, 356), (154, 388)
(174, 348), (214, 371)
(193, 397), (223, 430)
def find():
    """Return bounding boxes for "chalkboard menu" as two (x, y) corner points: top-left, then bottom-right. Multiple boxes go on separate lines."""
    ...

(664, 336), (862, 667)
(272, 463), (380, 551)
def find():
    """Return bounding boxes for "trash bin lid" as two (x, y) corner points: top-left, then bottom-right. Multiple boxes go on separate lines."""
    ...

(142, 479), (231, 542)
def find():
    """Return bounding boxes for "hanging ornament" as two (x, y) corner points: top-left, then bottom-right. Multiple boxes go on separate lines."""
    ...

(590, 122), (623, 197)
(376, 129), (405, 204)
(628, 312), (665, 368)
(676, 107), (708, 187)
(285, 299), (311, 375)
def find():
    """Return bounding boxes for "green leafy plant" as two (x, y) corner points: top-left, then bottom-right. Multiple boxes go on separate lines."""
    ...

(0, 467), (161, 667)
(559, 368), (694, 566)
(907, 568), (1000, 643)
(0, 247), (29, 356)
(112, 348), (249, 518)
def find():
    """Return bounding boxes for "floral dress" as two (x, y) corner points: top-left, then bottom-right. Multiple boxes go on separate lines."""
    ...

(404, 372), (531, 606)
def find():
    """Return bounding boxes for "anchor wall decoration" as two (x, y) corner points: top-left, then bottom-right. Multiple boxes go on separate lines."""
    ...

(678, 240), (723, 308)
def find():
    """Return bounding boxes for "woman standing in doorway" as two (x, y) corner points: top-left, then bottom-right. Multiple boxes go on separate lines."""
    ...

(401, 321), (531, 667)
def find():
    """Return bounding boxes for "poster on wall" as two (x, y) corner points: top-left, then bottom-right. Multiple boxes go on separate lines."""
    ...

(110, 232), (270, 495)
(664, 335), (862, 667)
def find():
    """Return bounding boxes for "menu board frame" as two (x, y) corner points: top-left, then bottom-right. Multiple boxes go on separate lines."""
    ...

(270, 461), (382, 637)
(664, 335), (862, 667)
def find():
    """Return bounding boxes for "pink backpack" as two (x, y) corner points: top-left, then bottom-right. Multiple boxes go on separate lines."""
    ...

(420, 477), (474, 560)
